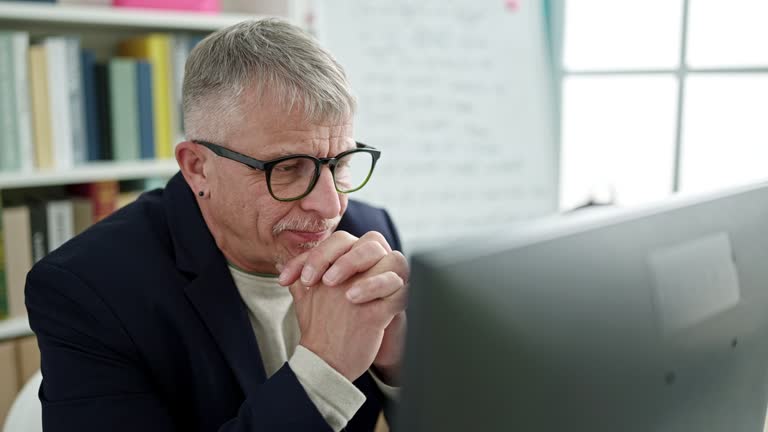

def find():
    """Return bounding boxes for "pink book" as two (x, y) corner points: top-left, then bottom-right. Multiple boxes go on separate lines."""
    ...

(112, 0), (220, 12)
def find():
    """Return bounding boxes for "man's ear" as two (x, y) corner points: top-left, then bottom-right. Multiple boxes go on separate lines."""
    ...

(176, 141), (210, 195)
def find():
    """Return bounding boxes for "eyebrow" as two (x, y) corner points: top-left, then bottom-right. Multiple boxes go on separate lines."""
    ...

(254, 145), (299, 160)
(261, 143), (356, 160)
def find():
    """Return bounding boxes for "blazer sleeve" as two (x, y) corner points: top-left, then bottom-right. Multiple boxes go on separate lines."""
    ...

(26, 262), (333, 432)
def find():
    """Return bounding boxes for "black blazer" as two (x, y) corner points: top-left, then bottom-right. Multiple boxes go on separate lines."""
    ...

(26, 172), (402, 431)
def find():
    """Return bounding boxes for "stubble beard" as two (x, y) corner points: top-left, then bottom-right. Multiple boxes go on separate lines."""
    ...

(272, 240), (319, 268)
(271, 215), (339, 267)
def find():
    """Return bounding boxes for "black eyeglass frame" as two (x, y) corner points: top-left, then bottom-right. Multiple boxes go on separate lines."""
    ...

(192, 139), (381, 202)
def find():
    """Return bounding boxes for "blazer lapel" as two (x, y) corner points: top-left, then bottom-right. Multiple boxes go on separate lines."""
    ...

(183, 257), (268, 395)
(164, 172), (267, 398)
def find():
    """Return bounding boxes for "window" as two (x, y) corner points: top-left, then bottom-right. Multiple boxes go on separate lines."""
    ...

(559, 0), (768, 210)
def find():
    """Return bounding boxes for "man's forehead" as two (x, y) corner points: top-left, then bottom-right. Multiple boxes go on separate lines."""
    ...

(226, 88), (355, 155)
(233, 124), (355, 158)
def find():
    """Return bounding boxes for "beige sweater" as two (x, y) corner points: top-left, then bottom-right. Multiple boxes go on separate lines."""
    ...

(230, 265), (398, 432)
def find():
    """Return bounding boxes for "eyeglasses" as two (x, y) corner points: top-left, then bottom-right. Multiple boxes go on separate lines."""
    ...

(192, 140), (381, 202)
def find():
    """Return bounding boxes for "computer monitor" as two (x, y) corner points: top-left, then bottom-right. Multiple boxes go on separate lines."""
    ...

(397, 182), (768, 432)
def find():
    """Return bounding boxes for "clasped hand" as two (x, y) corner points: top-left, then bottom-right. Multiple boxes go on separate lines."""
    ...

(278, 231), (409, 385)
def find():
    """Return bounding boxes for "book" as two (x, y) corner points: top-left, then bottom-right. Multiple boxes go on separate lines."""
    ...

(59, 0), (109, 4)
(44, 37), (75, 170)
(0, 33), (19, 172)
(0, 193), (7, 319)
(94, 64), (113, 161)
(108, 58), (140, 161)
(2, 205), (33, 318)
(118, 34), (175, 159)
(0, 340), (19, 428)
(65, 37), (87, 165)
(72, 198), (93, 236)
(116, 191), (141, 209)
(11, 32), (34, 172)
(28, 201), (48, 265)
(28, 45), (54, 170)
(15, 336), (40, 388)
(46, 199), (75, 253)
(113, 0), (220, 12)
(136, 61), (156, 159)
(68, 181), (119, 223)
(81, 50), (101, 161)
(171, 33), (192, 143)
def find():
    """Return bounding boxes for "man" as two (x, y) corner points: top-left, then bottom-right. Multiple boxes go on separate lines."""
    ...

(26, 19), (409, 431)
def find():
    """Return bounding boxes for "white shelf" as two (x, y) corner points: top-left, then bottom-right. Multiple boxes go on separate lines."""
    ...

(0, 159), (180, 189)
(0, 2), (260, 31)
(0, 316), (33, 341)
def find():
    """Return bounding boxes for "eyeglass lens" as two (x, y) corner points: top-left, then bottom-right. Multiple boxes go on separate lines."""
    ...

(269, 151), (374, 200)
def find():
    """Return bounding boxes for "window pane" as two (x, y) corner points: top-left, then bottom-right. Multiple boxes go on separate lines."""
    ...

(560, 76), (678, 210)
(687, 0), (768, 68)
(680, 75), (768, 193)
(563, 0), (683, 71)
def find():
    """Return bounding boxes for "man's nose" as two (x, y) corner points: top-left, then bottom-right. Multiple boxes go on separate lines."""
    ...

(298, 166), (341, 219)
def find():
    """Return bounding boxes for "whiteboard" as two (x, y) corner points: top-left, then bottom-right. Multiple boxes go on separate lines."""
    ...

(315, 0), (558, 249)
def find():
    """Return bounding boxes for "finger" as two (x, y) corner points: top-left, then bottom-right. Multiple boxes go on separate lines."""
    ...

(354, 231), (393, 253)
(322, 240), (389, 286)
(277, 252), (309, 286)
(279, 231), (357, 287)
(346, 271), (404, 304)
(299, 231), (358, 286)
(370, 250), (409, 284)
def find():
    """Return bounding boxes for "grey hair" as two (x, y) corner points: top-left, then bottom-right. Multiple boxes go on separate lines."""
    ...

(182, 19), (357, 141)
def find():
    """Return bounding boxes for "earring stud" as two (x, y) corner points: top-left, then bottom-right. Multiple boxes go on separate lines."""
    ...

(198, 191), (205, 197)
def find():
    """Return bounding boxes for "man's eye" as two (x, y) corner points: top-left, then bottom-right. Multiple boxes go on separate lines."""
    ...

(275, 163), (299, 173)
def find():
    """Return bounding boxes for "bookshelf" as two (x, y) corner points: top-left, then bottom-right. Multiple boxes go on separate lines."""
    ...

(0, 159), (179, 189)
(0, 2), (273, 341)
(0, 1), (259, 190)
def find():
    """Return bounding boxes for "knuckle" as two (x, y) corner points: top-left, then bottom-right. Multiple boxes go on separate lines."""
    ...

(391, 250), (407, 265)
(306, 249), (331, 268)
(332, 254), (356, 273)
(361, 240), (388, 258)
(363, 230), (386, 242)
(391, 251), (410, 278)
(335, 230), (357, 243)
(362, 231), (389, 248)
(384, 271), (404, 287)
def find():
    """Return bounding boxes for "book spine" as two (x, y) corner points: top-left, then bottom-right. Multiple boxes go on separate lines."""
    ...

(29, 201), (48, 264)
(94, 64), (112, 161)
(137, 61), (155, 159)
(28, 45), (54, 169)
(46, 200), (75, 253)
(91, 181), (118, 222)
(66, 37), (87, 164)
(72, 198), (93, 235)
(12, 32), (34, 172)
(3, 206), (33, 317)
(0, 193), (8, 319)
(113, 0), (220, 12)
(0, 34), (20, 172)
(155, 35), (175, 159)
(45, 37), (74, 170)
(171, 34), (189, 143)
(108, 58), (140, 161)
(81, 51), (101, 161)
